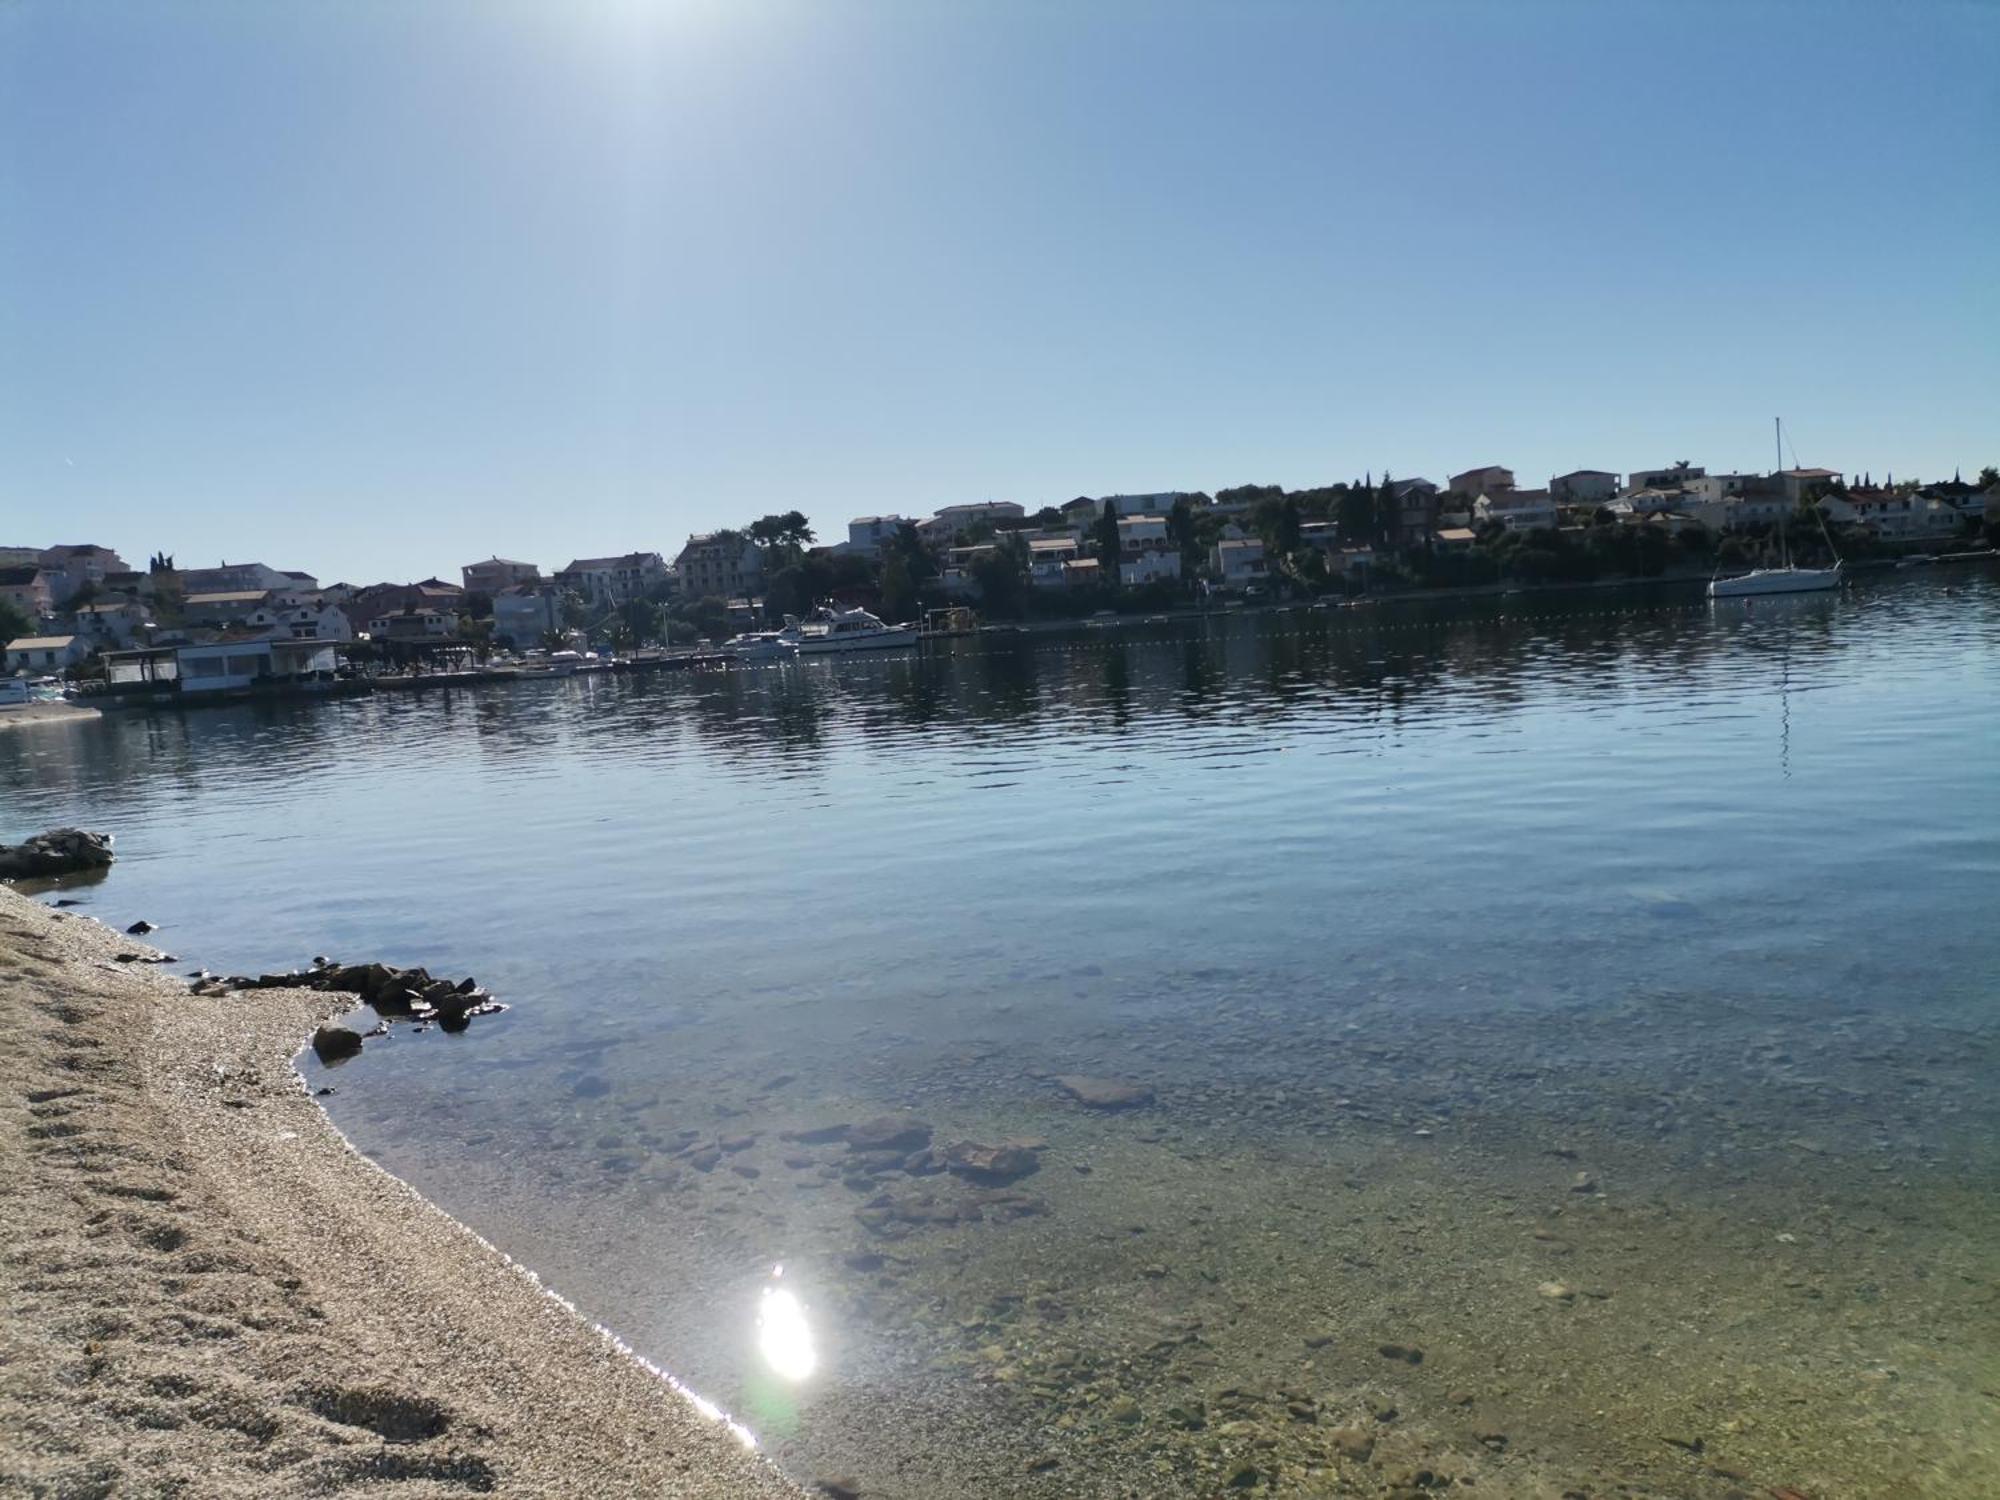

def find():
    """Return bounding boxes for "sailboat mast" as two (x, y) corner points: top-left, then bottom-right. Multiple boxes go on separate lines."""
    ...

(1775, 418), (1789, 568)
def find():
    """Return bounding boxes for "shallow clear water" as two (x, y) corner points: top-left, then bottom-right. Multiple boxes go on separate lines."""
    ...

(6, 572), (1998, 1497)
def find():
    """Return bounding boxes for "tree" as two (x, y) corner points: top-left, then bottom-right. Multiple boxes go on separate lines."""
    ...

(618, 597), (664, 647)
(1168, 496), (1202, 570)
(1978, 466), (1999, 489)
(748, 512), (815, 571)
(0, 598), (30, 644)
(969, 533), (1031, 618)
(1093, 501), (1122, 588)
(559, 591), (591, 630)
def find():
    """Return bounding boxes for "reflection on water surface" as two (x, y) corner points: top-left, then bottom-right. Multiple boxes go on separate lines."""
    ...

(6, 574), (1998, 1497)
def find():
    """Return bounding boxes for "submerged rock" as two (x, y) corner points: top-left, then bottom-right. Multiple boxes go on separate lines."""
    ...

(1054, 1074), (1154, 1109)
(311, 1025), (363, 1064)
(846, 1116), (934, 1154)
(944, 1140), (1040, 1183)
(0, 828), (114, 880)
(125, 919), (157, 935)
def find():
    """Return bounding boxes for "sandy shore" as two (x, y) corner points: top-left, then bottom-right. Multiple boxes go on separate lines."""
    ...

(0, 887), (805, 1498)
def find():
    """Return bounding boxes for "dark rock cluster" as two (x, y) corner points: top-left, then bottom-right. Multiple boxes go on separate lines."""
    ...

(0, 828), (115, 879)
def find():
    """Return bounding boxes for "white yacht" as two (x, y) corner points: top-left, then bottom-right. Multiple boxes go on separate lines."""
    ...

(722, 630), (799, 663)
(780, 605), (919, 655)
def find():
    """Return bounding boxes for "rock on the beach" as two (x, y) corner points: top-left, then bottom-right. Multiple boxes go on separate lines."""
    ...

(125, 919), (157, 935)
(1054, 1074), (1153, 1109)
(845, 1116), (934, 1154)
(311, 1025), (364, 1064)
(0, 828), (115, 880)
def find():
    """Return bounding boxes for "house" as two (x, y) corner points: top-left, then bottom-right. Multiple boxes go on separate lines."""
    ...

(1099, 492), (1186, 518)
(173, 636), (339, 694)
(1474, 489), (1557, 532)
(244, 602), (353, 642)
(1823, 489), (1961, 540)
(0, 566), (55, 619)
(65, 599), (150, 647)
(367, 607), (459, 641)
(493, 585), (563, 647)
(1682, 472), (1758, 504)
(1116, 515), (1182, 585)
(1433, 527), (1479, 552)
(1386, 478), (1442, 540)
(1027, 536), (1081, 589)
(182, 589), (274, 625)
(1448, 466), (1516, 500)
(843, 516), (908, 556)
(1625, 465), (1705, 494)
(1060, 557), (1103, 588)
(461, 557), (541, 595)
(1776, 467), (1843, 504)
(1550, 470), (1620, 505)
(339, 580), (465, 634)
(38, 544), (131, 603)
(920, 501), (1026, 546)
(1211, 537), (1268, 589)
(176, 562), (307, 595)
(4, 635), (89, 674)
(668, 538), (754, 602)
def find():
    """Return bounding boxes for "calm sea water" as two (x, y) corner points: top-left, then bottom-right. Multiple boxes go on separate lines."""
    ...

(6, 572), (1998, 1498)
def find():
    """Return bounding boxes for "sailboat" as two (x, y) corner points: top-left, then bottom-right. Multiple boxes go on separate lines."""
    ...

(1709, 419), (1842, 598)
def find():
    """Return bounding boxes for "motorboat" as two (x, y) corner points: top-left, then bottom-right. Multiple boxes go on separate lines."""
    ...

(516, 651), (582, 677)
(723, 630), (799, 663)
(780, 606), (918, 654)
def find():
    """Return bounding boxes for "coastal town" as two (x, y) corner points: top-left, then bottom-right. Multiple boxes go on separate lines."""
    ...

(5, 460), (1996, 701)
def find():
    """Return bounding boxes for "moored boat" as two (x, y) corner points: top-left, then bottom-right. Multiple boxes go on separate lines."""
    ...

(780, 605), (918, 654)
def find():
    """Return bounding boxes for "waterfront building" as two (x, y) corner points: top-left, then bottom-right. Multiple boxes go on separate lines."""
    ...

(461, 557), (541, 594)
(668, 538), (755, 602)
(4, 634), (89, 673)
(244, 602), (353, 642)
(170, 636), (339, 693)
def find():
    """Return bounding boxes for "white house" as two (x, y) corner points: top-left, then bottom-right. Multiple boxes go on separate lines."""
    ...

(1099, 492), (1187, 518)
(1211, 537), (1268, 588)
(461, 557), (541, 594)
(4, 635), (89, 674)
(1550, 470), (1620, 504)
(38, 544), (130, 604)
(844, 516), (908, 556)
(65, 599), (150, 647)
(1625, 465), (1705, 494)
(1474, 489), (1557, 532)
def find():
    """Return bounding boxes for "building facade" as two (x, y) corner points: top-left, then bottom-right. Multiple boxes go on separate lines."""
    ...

(461, 557), (541, 594)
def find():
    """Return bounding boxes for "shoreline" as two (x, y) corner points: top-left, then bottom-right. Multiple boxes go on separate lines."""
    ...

(0, 886), (805, 1498)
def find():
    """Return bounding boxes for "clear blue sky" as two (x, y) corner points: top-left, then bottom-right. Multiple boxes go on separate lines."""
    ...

(3, 1), (1994, 583)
